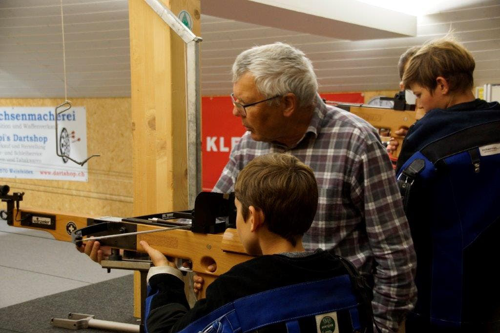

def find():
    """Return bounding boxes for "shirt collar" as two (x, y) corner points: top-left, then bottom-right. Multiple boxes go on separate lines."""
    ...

(306, 94), (328, 139)
(443, 98), (491, 112)
(270, 94), (325, 149)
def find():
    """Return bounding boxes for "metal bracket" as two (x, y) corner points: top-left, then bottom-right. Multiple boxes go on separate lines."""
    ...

(50, 259), (151, 332)
(0, 185), (24, 226)
(51, 313), (139, 332)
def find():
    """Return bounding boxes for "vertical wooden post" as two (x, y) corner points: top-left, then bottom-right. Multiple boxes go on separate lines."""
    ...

(128, 0), (201, 318)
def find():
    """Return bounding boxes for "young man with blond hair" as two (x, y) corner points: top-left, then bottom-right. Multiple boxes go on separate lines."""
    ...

(397, 36), (494, 168)
(397, 37), (500, 332)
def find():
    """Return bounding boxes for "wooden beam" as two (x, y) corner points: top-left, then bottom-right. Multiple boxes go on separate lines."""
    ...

(128, 0), (201, 318)
(129, 0), (201, 216)
(203, 0), (416, 40)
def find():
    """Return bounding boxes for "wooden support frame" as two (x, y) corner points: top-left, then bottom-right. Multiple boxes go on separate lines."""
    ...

(128, 0), (201, 318)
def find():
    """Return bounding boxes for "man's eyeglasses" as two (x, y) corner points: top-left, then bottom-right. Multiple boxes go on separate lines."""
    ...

(231, 93), (281, 116)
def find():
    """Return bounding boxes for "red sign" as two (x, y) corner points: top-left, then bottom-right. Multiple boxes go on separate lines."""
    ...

(201, 93), (364, 191)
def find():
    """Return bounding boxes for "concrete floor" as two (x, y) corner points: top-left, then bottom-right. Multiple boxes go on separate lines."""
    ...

(0, 218), (132, 309)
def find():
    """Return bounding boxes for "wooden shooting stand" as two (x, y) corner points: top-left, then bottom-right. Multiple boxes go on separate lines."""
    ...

(350, 106), (416, 158)
(129, 0), (201, 319)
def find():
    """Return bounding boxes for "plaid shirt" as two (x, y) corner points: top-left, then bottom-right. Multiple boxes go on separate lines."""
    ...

(213, 97), (417, 332)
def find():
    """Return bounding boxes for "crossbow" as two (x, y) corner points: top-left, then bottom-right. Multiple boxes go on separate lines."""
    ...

(1, 187), (251, 298)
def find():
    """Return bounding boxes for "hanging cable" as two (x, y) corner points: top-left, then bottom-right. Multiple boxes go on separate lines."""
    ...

(60, 0), (68, 102)
(55, 0), (99, 167)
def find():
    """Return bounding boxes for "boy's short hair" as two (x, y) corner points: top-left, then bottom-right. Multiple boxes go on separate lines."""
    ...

(403, 37), (475, 94)
(234, 153), (318, 246)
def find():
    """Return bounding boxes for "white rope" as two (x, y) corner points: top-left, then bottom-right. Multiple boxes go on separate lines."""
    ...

(80, 225), (191, 242)
(60, 0), (68, 101)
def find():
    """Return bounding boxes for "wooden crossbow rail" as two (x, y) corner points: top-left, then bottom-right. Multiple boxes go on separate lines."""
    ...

(350, 106), (416, 158)
(326, 101), (417, 159)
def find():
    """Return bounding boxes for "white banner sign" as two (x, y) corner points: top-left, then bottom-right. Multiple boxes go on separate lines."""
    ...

(0, 106), (89, 182)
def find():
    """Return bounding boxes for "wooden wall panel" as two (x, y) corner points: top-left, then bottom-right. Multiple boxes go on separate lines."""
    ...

(0, 98), (133, 217)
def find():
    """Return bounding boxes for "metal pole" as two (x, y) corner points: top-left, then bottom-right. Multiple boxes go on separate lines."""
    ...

(484, 84), (492, 102)
(186, 40), (203, 207)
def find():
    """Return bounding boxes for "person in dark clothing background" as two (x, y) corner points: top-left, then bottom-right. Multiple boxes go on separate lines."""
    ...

(386, 45), (424, 155)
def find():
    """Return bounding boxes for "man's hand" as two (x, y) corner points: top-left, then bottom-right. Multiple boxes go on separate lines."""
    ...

(386, 128), (409, 155)
(76, 239), (111, 264)
(193, 264), (217, 294)
(140, 240), (176, 268)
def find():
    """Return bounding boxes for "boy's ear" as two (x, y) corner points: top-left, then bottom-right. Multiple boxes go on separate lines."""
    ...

(435, 76), (450, 95)
(248, 206), (265, 232)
